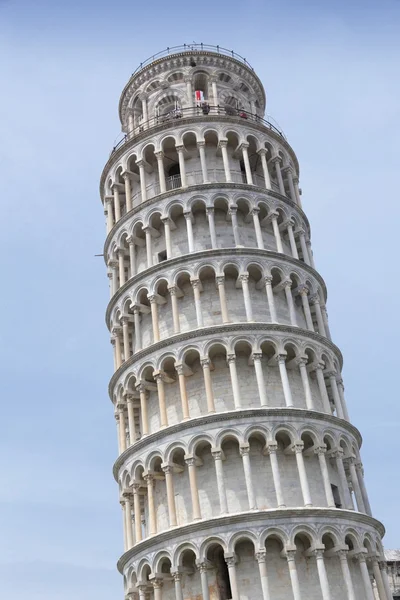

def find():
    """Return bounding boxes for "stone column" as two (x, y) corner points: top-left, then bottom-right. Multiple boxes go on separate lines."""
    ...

(348, 457), (366, 513)
(265, 276), (278, 322)
(154, 371), (168, 428)
(372, 558), (388, 600)
(227, 353), (241, 408)
(113, 330), (122, 369)
(252, 208), (265, 249)
(137, 584), (147, 600)
(121, 316), (131, 361)
(176, 145), (187, 187)
(258, 149), (271, 189)
(241, 143), (253, 185)
(240, 444), (257, 509)
(185, 456), (201, 520)
(161, 464), (177, 527)
(185, 75), (193, 106)
(256, 551), (271, 600)
(176, 363), (190, 420)
(141, 94), (148, 126)
(132, 483), (142, 543)
(152, 579), (163, 600)
(310, 294), (327, 337)
(107, 271), (113, 300)
(137, 383), (149, 436)
(162, 218), (172, 259)
(206, 207), (217, 248)
(211, 77), (218, 105)
(144, 227), (152, 268)
(306, 238), (316, 267)
(313, 362), (331, 413)
(332, 449), (352, 509)
(144, 473), (156, 535)
(113, 185), (121, 221)
(191, 278), (203, 327)
(379, 561), (393, 600)
(197, 141), (209, 183)
(337, 549), (356, 600)
(172, 571), (184, 600)
(117, 405), (127, 453)
(286, 549), (302, 600)
(240, 273), (254, 321)
(229, 207), (241, 246)
(297, 228), (311, 265)
(168, 286), (180, 333)
(293, 442), (312, 506)
(111, 261), (118, 294)
(287, 220), (299, 259)
(284, 167), (297, 203)
(326, 371), (344, 419)
(123, 496), (134, 549)
(123, 172), (132, 212)
(298, 285), (314, 331)
(314, 548), (332, 600)
(198, 562), (210, 600)
(355, 462), (372, 515)
(253, 352), (268, 406)
(148, 294), (160, 343)
(273, 157), (285, 195)
(315, 445), (335, 507)
(219, 140), (232, 182)
(271, 212), (284, 253)
(216, 276), (229, 323)
(133, 306), (141, 352)
(337, 378), (350, 421)
(128, 237), (136, 278)
(356, 553), (375, 600)
(297, 356), (314, 410)
(106, 198), (114, 233)
(268, 442), (286, 507)
(155, 151), (166, 193)
(276, 353), (294, 407)
(211, 449), (228, 514)
(117, 249), (126, 287)
(201, 358), (215, 413)
(293, 175), (302, 207)
(126, 394), (136, 445)
(284, 279), (298, 327)
(184, 211), (194, 252)
(137, 160), (147, 202)
(225, 555), (240, 600)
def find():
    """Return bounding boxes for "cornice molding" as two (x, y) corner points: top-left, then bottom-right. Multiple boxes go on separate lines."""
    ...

(112, 406), (362, 480)
(103, 184), (310, 254)
(99, 116), (299, 197)
(108, 322), (343, 397)
(105, 247), (327, 326)
(116, 508), (385, 572)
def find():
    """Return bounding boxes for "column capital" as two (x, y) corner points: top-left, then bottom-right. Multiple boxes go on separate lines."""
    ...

(295, 355), (309, 367)
(190, 277), (201, 289)
(147, 294), (157, 304)
(325, 369), (337, 379)
(197, 140), (206, 148)
(354, 551), (368, 563)
(154, 150), (164, 159)
(298, 284), (309, 296)
(135, 159), (145, 168)
(226, 353), (236, 365)
(250, 206), (260, 216)
(136, 381), (147, 394)
(218, 139), (228, 148)
(275, 353), (287, 364)
(175, 144), (185, 153)
(257, 147), (267, 156)
(239, 141), (249, 150)
(292, 441), (305, 454)
(168, 285), (178, 296)
(197, 560), (211, 573)
(206, 206), (215, 215)
(285, 548), (297, 561)
(314, 444), (328, 456)
(331, 448), (344, 460)
(216, 275), (225, 285)
(175, 362), (185, 376)
(184, 456), (196, 467)
(211, 448), (224, 460)
(271, 155), (282, 164)
(255, 550), (267, 563)
(264, 275), (273, 284)
(161, 463), (173, 475)
(336, 548), (349, 559)
(239, 273), (249, 283)
(171, 570), (182, 581)
(312, 547), (326, 559)
(309, 293), (321, 305)
(200, 357), (211, 368)
(153, 371), (163, 383)
(267, 442), (278, 454)
(239, 444), (250, 456)
(283, 278), (293, 290)
(143, 472), (154, 484)
(252, 352), (263, 361)
(224, 553), (237, 567)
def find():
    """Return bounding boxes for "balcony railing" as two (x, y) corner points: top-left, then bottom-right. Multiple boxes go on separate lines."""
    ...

(123, 170), (280, 211)
(130, 43), (254, 77)
(111, 106), (286, 156)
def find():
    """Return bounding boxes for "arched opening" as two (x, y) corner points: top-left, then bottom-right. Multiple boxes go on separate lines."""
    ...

(206, 543), (232, 600)
(207, 343), (233, 413)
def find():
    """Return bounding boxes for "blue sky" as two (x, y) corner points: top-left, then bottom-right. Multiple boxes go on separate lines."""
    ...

(1, 1), (399, 598)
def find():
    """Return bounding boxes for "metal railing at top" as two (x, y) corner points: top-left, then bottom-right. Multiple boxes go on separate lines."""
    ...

(110, 105), (286, 156)
(131, 44), (254, 77)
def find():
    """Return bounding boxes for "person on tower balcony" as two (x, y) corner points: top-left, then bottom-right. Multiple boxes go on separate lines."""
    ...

(202, 101), (210, 115)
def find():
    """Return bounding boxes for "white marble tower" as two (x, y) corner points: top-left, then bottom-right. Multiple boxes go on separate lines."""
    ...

(100, 44), (391, 600)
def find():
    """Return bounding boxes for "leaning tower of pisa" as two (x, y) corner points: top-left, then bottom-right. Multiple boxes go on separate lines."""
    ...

(100, 44), (391, 600)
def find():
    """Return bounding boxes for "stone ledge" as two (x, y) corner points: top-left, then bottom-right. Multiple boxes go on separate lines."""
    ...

(112, 406), (362, 480)
(105, 246), (326, 326)
(116, 507), (385, 572)
(108, 322), (343, 397)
